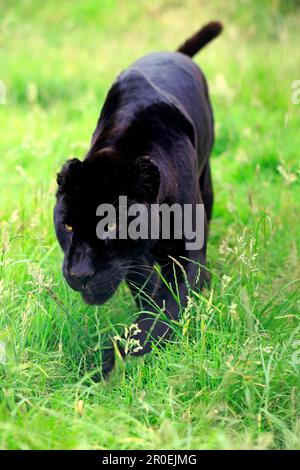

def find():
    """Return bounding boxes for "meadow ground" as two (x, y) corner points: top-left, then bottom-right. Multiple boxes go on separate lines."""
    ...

(0, 0), (300, 449)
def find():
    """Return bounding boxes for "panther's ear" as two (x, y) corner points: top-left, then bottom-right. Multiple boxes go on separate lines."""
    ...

(56, 158), (82, 187)
(128, 156), (160, 203)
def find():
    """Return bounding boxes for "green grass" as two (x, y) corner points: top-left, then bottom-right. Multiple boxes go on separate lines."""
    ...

(0, 0), (300, 450)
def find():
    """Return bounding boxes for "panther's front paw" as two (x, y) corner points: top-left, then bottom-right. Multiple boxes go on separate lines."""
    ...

(101, 342), (126, 378)
(101, 347), (116, 378)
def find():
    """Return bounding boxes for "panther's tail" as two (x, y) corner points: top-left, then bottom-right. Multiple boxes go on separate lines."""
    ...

(177, 21), (223, 57)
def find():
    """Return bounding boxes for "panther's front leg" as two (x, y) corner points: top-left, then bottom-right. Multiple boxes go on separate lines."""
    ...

(101, 255), (160, 376)
(101, 249), (206, 377)
(126, 250), (204, 356)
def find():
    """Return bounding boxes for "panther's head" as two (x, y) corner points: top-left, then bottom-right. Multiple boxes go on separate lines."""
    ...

(54, 149), (160, 305)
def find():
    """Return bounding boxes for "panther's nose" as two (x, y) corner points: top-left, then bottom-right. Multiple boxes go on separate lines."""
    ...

(69, 269), (95, 288)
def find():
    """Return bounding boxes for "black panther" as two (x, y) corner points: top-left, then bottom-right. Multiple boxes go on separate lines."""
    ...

(54, 21), (223, 376)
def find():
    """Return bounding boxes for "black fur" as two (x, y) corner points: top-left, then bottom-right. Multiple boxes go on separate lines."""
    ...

(54, 21), (222, 377)
(177, 21), (223, 57)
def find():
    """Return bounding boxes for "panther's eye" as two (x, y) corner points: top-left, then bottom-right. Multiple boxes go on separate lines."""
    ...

(64, 224), (73, 232)
(107, 222), (117, 232)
